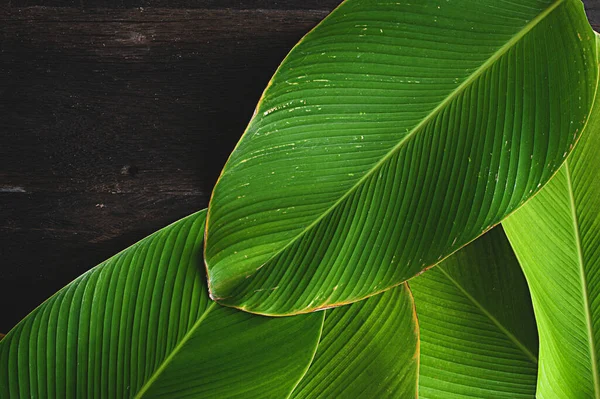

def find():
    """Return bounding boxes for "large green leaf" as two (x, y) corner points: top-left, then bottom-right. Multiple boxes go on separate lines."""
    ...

(291, 284), (419, 398)
(205, 0), (598, 315)
(410, 226), (538, 398)
(0, 210), (324, 399)
(503, 35), (600, 399)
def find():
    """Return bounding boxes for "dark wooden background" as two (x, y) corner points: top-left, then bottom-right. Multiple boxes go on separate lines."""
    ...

(1, 0), (599, 333)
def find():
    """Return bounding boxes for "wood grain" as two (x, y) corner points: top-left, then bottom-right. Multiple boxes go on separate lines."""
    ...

(0, 3), (339, 332)
(0, 0), (598, 332)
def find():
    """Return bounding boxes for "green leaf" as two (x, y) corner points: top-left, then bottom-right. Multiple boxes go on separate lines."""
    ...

(410, 227), (538, 398)
(205, 0), (598, 316)
(0, 210), (324, 399)
(503, 34), (600, 399)
(290, 284), (419, 398)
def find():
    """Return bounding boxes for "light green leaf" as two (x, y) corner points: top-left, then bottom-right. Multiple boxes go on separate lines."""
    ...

(503, 34), (600, 399)
(410, 227), (538, 398)
(290, 284), (419, 399)
(205, 0), (598, 315)
(0, 210), (324, 399)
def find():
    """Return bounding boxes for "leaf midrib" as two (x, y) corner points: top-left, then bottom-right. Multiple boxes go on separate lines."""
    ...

(564, 161), (600, 399)
(134, 302), (218, 399)
(218, 0), (566, 290)
(439, 267), (538, 365)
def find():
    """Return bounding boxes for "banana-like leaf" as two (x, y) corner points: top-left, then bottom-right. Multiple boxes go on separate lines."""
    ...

(0, 210), (324, 399)
(410, 227), (538, 398)
(290, 284), (419, 398)
(503, 35), (600, 399)
(205, 0), (598, 315)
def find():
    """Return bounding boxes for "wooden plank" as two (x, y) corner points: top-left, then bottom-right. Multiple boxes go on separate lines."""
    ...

(0, 5), (335, 332)
(1, 0), (342, 10)
(586, 1), (600, 27)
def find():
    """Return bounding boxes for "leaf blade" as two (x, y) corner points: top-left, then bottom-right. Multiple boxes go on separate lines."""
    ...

(0, 210), (324, 399)
(410, 227), (538, 398)
(205, 0), (598, 315)
(290, 284), (419, 399)
(504, 51), (600, 397)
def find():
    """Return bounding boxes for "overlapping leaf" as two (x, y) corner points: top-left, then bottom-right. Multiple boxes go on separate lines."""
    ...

(0, 210), (324, 399)
(503, 35), (600, 399)
(291, 284), (419, 399)
(205, 0), (598, 315)
(410, 227), (538, 398)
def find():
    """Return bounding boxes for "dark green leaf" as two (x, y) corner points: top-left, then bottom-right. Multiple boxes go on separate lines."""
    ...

(205, 0), (598, 315)
(291, 284), (419, 398)
(410, 227), (538, 398)
(0, 210), (324, 399)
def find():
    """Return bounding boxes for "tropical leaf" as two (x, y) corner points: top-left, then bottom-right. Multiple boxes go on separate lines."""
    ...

(205, 0), (598, 315)
(0, 210), (324, 399)
(290, 284), (419, 399)
(503, 34), (600, 399)
(410, 226), (538, 398)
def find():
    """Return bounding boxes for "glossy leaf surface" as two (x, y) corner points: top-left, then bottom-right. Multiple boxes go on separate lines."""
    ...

(291, 284), (419, 398)
(205, 0), (598, 315)
(503, 37), (600, 398)
(0, 210), (324, 399)
(410, 227), (538, 398)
